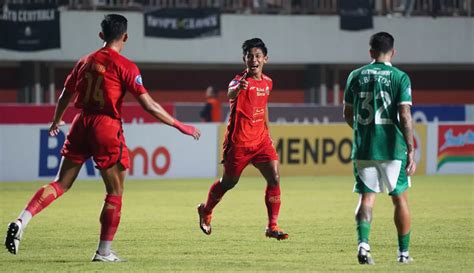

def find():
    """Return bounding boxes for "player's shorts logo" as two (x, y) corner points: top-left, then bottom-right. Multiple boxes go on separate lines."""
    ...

(135, 75), (143, 85)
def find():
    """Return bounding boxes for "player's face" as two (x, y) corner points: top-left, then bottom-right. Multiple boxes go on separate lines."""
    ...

(243, 48), (268, 76)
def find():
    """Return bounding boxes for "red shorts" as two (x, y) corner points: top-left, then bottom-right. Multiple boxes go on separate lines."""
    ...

(61, 112), (130, 170)
(222, 137), (279, 177)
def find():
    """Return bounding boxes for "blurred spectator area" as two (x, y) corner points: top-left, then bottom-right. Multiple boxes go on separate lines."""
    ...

(0, 64), (472, 105)
(0, 0), (471, 16)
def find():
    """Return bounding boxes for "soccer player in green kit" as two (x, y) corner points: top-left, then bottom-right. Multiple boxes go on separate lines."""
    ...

(343, 32), (416, 265)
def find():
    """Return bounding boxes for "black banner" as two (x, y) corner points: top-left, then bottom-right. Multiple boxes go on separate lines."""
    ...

(0, 3), (60, 51)
(339, 0), (373, 31)
(144, 8), (220, 39)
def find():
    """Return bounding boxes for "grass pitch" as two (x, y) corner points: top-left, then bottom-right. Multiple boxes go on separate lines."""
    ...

(0, 175), (472, 272)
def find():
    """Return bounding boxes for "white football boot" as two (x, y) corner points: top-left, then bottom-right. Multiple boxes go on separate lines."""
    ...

(5, 220), (23, 255)
(92, 251), (126, 262)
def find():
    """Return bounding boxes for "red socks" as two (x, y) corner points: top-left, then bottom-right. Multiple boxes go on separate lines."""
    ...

(25, 182), (65, 216)
(100, 195), (122, 241)
(203, 180), (226, 214)
(265, 184), (281, 228)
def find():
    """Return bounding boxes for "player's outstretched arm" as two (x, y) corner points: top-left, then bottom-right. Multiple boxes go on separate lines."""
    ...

(399, 104), (416, 176)
(343, 105), (354, 129)
(137, 93), (200, 140)
(49, 88), (74, 136)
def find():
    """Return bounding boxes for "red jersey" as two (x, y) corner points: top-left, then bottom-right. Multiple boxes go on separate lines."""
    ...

(224, 70), (273, 147)
(64, 47), (147, 119)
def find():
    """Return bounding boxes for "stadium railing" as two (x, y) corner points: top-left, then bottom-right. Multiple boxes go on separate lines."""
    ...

(16, 0), (470, 16)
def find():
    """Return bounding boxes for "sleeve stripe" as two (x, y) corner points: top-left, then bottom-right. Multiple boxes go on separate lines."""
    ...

(398, 102), (412, 105)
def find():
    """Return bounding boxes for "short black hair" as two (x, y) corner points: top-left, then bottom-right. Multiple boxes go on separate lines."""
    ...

(242, 38), (268, 56)
(101, 14), (127, 42)
(369, 32), (394, 54)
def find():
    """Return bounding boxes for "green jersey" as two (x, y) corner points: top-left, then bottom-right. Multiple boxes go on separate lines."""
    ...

(344, 61), (412, 160)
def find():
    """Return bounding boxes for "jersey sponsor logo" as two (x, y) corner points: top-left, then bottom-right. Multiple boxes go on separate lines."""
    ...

(252, 107), (265, 123)
(256, 87), (267, 96)
(135, 75), (143, 85)
(362, 69), (392, 76)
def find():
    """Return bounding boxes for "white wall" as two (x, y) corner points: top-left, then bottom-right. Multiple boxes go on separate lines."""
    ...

(0, 12), (472, 64)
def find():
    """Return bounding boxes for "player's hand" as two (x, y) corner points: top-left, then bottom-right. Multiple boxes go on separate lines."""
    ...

(173, 120), (201, 140)
(238, 70), (249, 91)
(238, 78), (249, 91)
(405, 150), (416, 176)
(48, 120), (65, 136)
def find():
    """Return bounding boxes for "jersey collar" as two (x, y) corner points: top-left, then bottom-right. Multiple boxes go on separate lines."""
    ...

(370, 60), (392, 66)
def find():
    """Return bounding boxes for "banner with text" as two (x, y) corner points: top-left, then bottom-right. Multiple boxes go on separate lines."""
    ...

(218, 124), (354, 176)
(144, 8), (220, 39)
(0, 3), (60, 51)
(0, 124), (217, 181)
(218, 124), (427, 176)
(339, 0), (373, 31)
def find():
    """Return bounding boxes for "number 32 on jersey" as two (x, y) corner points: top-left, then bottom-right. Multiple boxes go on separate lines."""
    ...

(357, 91), (393, 125)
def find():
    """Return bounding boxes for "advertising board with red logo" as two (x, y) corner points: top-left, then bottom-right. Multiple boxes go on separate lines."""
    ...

(426, 123), (474, 174)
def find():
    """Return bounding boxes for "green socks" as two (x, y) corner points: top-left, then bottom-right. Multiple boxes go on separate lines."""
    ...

(357, 220), (371, 244)
(398, 231), (411, 252)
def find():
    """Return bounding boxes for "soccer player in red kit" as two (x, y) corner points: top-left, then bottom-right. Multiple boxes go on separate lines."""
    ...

(4, 14), (200, 262)
(197, 38), (288, 240)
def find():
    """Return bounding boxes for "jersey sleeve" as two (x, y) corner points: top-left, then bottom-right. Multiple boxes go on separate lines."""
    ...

(343, 71), (355, 106)
(63, 60), (81, 94)
(397, 73), (412, 106)
(121, 62), (147, 98)
(228, 75), (241, 90)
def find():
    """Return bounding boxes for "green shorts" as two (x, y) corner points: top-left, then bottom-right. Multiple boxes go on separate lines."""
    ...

(353, 158), (411, 196)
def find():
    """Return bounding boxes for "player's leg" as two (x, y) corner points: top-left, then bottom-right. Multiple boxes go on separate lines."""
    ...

(198, 173), (241, 235)
(254, 160), (288, 240)
(198, 145), (248, 235)
(90, 116), (128, 262)
(355, 193), (376, 264)
(353, 160), (382, 265)
(252, 139), (287, 240)
(384, 158), (413, 263)
(391, 191), (412, 263)
(92, 163), (126, 262)
(202, 173), (240, 215)
(5, 157), (82, 255)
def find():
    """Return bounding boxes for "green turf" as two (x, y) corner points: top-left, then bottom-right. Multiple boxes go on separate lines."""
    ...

(0, 175), (472, 272)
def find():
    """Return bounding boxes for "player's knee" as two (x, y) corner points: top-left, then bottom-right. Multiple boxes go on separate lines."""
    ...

(220, 178), (239, 191)
(391, 194), (407, 207)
